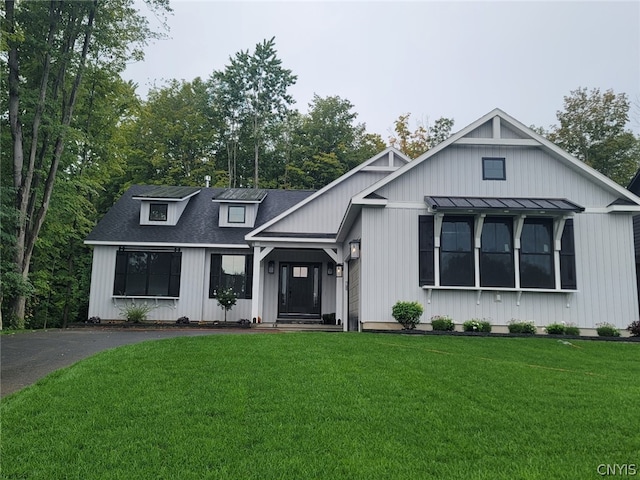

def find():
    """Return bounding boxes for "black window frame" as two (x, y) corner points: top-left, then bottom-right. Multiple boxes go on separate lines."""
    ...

(480, 217), (515, 287)
(113, 250), (181, 297)
(209, 253), (254, 299)
(440, 216), (475, 286)
(149, 203), (168, 222)
(519, 218), (555, 289)
(227, 205), (246, 224)
(482, 157), (506, 180)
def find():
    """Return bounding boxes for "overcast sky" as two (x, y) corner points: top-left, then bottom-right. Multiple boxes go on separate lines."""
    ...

(124, 1), (640, 138)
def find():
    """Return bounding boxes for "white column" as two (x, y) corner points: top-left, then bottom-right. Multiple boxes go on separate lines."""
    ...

(251, 246), (261, 322)
(335, 246), (344, 328)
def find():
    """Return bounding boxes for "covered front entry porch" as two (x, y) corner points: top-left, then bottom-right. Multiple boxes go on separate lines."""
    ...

(250, 245), (345, 328)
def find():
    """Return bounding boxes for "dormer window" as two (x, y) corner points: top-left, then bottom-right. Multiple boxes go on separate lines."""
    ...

(133, 186), (201, 226)
(228, 205), (246, 224)
(149, 203), (168, 222)
(213, 188), (268, 228)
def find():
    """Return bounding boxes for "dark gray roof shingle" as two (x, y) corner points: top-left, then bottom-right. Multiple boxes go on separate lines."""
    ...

(86, 186), (315, 245)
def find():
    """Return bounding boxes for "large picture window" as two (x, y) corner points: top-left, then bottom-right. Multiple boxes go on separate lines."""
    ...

(114, 251), (181, 297)
(418, 215), (577, 291)
(520, 218), (554, 288)
(209, 254), (253, 299)
(440, 216), (474, 286)
(480, 217), (514, 287)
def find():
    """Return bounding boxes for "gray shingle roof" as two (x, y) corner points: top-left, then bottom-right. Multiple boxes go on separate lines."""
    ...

(86, 186), (315, 245)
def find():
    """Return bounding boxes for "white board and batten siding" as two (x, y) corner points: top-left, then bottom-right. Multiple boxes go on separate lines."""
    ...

(264, 171), (388, 234)
(358, 144), (639, 329)
(88, 246), (252, 322)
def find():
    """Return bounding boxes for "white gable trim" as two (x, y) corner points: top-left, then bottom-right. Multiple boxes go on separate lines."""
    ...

(351, 108), (640, 209)
(246, 147), (410, 241)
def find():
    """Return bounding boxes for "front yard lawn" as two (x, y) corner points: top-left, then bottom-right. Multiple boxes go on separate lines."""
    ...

(1, 333), (638, 479)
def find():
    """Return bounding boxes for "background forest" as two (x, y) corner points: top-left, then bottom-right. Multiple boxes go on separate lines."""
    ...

(2, 0), (639, 329)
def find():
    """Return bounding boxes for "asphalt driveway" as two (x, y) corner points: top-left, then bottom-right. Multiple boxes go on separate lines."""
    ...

(1, 328), (262, 398)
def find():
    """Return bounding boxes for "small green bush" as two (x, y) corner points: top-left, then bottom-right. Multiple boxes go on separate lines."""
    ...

(462, 319), (492, 333)
(392, 301), (424, 330)
(627, 320), (640, 337)
(564, 324), (581, 336)
(508, 320), (537, 334)
(120, 303), (155, 323)
(217, 288), (237, 322)
(545, 323), (566, 335)
(431, 315), (455, 331)
(596, 322), (620, 337)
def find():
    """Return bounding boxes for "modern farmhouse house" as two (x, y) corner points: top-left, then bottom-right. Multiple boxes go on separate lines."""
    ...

(85, 109), (640, 333)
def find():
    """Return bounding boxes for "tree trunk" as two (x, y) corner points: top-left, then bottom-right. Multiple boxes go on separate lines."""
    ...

(253, 114), (259, 188)
(7, 0), (98, 327)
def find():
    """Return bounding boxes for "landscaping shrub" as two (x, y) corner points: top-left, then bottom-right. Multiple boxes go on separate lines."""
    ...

(176, 316), (190, 325)
(596, 322), (620, 337)
(119, 303), (155, 323)
(545, 323), (566, 335)
(391, 301), (423, 330)
(508, 320), (537, 334)
(462, 319), (492, 333)
(216, 288), (237, 322)
(431, 315), (455, 331)
(564, 325), (581, 336)
(627, 320), (640, 337)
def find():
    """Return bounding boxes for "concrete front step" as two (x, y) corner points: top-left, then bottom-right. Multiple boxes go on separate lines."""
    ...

(253, 323), (343, 332)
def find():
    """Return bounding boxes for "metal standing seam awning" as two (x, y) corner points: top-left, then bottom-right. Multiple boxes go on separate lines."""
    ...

(424, 196), (585, 214)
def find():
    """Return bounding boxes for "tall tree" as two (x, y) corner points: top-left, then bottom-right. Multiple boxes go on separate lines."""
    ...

(283, 95), (385, 188)
(210, 37), (297, 188)
(547, 87), (639, 185)
(3, 0), (171, 328)
(389, 113), (454, 159)
(118, 78), (221, 188)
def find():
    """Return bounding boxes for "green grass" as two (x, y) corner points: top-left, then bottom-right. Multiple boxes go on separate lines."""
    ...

(2, 334), (639, 479)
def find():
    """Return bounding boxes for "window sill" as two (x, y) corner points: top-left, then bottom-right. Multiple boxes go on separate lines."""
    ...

(421, 286), (577, 307)
(112, 296), (178, 308)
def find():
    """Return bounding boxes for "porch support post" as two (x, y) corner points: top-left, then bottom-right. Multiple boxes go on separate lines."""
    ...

(251, 246), (262, 322)
(335, 246), (344, 329)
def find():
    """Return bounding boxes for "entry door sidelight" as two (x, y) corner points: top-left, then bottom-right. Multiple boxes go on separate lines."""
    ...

(279, 263), (321, 317)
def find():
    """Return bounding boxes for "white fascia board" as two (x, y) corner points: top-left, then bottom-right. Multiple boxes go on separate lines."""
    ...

(246, 147), (409, 240)
(84, 240), (250, 249)
(336, 201), (362, 243)
(606, 205), (640, 213)
(250, 240), (338, 250)
(245, 236), (336, 244)
(131, 190), (201, 202)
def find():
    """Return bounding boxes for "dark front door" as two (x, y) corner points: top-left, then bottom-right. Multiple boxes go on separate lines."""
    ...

(347, 259), (360, 331)
(279, 263), (321, 318)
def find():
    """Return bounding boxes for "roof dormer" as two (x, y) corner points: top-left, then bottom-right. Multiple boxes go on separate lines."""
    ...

(212, 188), (267, 228)
(133, 186), (201, 226)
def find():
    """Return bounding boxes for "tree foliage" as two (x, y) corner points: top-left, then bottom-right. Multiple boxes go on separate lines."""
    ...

(389, 113), (454, 159)
(2, 0), (171, 328)
(210, 37), (297, 188)
(548, 87), (640, 185)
